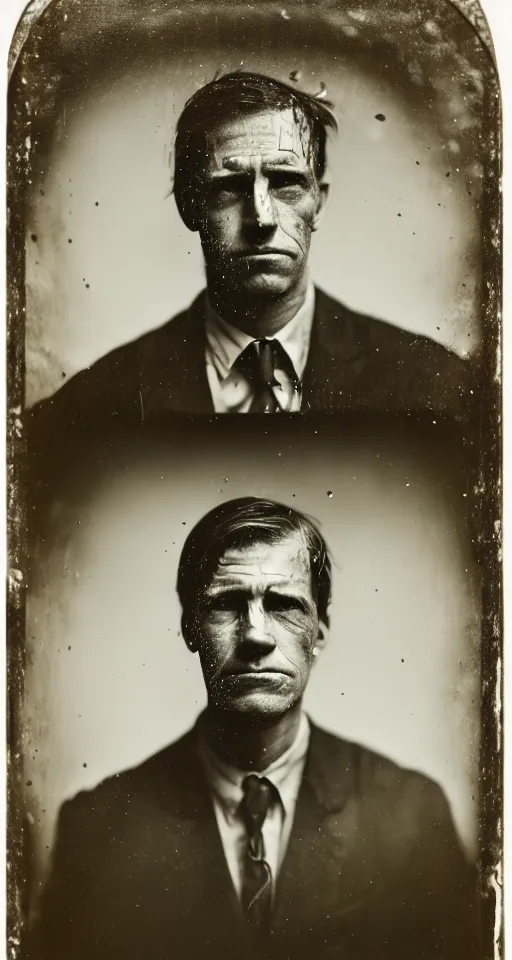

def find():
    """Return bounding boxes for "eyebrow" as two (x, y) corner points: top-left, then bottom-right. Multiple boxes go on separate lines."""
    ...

(263, 156), (305, 167)
(204, 585), (311, 610)
(204, 582), (309, 598)
(213, 155), (309, 173)
(209, 166), (312, 189)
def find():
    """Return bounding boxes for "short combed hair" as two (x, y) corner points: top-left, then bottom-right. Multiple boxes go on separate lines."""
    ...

(177, 496), (332, 626)
(173, 71), (338, 225)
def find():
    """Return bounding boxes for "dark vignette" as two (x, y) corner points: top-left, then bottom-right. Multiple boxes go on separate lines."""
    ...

(7, 24), (29, 958)
(474, 52), (503, 960)
(5, 0), (502, 956)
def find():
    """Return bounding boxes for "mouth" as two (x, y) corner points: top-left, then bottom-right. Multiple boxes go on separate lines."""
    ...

(223, 667), (292, 679)
(235, 249), (295, 260)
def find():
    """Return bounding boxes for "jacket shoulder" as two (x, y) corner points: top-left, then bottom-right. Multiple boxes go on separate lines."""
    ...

(28, 302), (196, 427)
(57, 727), (198, 827)
(314, 286), (466, 361)
(309, 722), (449, 819)
(311, 287), (473, 415)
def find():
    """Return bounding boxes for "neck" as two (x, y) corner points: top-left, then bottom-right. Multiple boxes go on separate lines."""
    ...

(208, 275), (309, 338)
(202, 703), (303, 772)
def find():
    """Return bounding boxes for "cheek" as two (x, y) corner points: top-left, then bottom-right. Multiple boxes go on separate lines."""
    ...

(276, 201), (316, 250)
(205, 208), (241, 245)
(272, 611), (317, 661)
(199, 614), (239, 665)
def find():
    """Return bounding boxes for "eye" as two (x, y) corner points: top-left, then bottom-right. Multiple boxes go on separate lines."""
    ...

(209, 176), (250, 199)
(265, 594), (305, 614)
(205, 591), (246, 613)
(207, 596), (231, 611)
(268, 171), (309, 192)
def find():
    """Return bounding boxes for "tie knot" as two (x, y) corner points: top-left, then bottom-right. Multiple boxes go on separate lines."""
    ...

(237, 339), (282, 388)
(235, 339), (300, 412)
(240, 775), (276, 836)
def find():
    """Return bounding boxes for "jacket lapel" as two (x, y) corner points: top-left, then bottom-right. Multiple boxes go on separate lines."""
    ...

(147, 731), (252, 956)
(302, 288), (369, 413)
(271, 724), (377, 938)
(138, 293), (215, 417)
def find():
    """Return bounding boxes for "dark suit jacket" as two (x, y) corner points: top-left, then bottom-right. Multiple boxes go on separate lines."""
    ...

(31, 722), (479, 960)
(29, 287), (473, 429)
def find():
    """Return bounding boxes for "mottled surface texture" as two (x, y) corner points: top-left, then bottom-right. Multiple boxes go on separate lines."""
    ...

(6, 2), (501, 960)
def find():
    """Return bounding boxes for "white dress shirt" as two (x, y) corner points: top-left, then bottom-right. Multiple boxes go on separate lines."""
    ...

(205, 284), (315, 413)
(197, 713), (310, 899)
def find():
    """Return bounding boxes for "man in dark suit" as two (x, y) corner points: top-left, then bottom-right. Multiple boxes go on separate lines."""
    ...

(29, 71), (473, 430)
(32, 497), (480, 960)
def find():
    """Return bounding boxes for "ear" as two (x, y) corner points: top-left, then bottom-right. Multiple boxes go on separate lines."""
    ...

(312, 620), (329, 660)
(181, 613), (199, 653)
(312, 182), (330, 232)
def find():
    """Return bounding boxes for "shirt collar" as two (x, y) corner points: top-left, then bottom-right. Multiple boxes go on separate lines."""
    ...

(197, 712), (310, 822)
(205, 283), (315, 383)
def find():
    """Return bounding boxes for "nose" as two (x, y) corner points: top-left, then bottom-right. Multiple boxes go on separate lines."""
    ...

(241, 599), (276, 655)
(249, 176), (277, 231)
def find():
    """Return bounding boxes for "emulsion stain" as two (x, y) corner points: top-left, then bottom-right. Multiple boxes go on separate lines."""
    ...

(375, 113), (386, 122)
(30, 233), (37, 242)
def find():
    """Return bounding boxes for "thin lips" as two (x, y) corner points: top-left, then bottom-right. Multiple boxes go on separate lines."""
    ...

(236, 249), (294, 258)
(225, 666), (292, 677)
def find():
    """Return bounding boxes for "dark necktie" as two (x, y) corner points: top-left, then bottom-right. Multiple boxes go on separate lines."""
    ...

(236, 339), (299, 413)
(239, 774), (276, 930)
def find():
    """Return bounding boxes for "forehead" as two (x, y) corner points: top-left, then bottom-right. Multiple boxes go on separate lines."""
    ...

(205, 107), (313, 169)
(208, 534), (312, 588)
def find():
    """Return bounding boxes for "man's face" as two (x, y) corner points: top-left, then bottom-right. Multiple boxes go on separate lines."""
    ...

(197, 108), (326, 299)
(194, 535), (321, 718)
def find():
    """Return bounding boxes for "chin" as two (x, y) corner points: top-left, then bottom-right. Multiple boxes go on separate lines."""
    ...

(210, 675), (297, 717)
(222, 692), (293, 718)
(234, 271), (296, 299)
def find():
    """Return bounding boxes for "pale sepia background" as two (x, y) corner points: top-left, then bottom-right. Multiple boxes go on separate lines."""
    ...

(21, 0), (491, 406)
